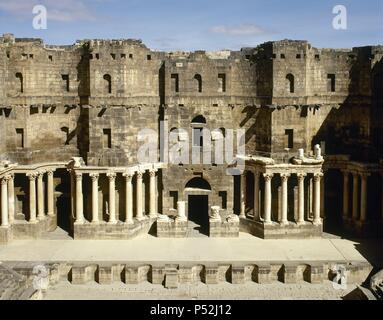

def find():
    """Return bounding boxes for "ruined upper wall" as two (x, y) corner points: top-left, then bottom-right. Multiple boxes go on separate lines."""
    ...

(0, 34), (382, 108)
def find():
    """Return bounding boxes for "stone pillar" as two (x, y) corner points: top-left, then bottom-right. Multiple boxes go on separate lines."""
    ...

(360, 173), (368, 222)
(75, 172), (84, 224)
(313, 172), (323, 225)
(27, 173), (37, 223)
(107, 172), (117, 224)
(280, 173), (290, 225)
(46, 170), (55, 216)
(1, 176), (9, 227)
(263, 173), (273, 224)
(136, 171), (144, 220)
(37, 171), (45, 220)
(90, 173), (99, 224)
(342, 171), (349, 220)
(320, 174), (325, 219)
(123, 173), (134, 224)
(149, 169), (157, 218)
(177, 201), (187, 221)
(253, 171), (260, 221)
(7, 174), (15, 224)
(240, 173), (246, 218)
(297, 173), (306, 224)
(352, 172), (359, 221)
(69, 170), (75, 220)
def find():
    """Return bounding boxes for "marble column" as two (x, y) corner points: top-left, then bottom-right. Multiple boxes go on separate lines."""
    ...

(240, 173), (246, 218)
(297, 173), (306, 224)
(107, 172), (117, 224)
(313, 172), (323, 225)
(177, 201), (187, 221)
(342, 171), (350, 220)
(46, 170), (55, 216)
(37, 171), (45, 220)
(7, 174), (15, 224)
(149, 169), (157, 218)
(123, 173), (133, 224)
(263, 173), (273, 224)
(352, 172), (359, 220)
(136, 171), (144, 220)
(280, 173), (290, 225)
(253, 171), (260, 221)
(90, 173), (99, 224)
(27, 173), (37, 223)
(75, 172), (84, 224)
(360, 173), (368, 222)
(1, 176), (9, 227)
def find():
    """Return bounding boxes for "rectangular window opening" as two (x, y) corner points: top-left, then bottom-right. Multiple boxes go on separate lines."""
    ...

(61, 74), (70, 92)
(16, 128), (24, 148)
(285, 129), (294, 149)
(171, 73), (179, 93)
(169, 191), (178, 210)
(218, 73), (226, 93)
(103, 128), (112, 149)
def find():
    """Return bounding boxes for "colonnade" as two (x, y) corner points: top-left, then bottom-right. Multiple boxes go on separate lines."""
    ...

(0, 170), (55, 227)
(71, 168), (158, 224)
(239, 170), (323, 225)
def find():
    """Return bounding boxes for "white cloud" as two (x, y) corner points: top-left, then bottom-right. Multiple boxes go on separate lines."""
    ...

(209, 24), (268, 36)
(0, 0), (96, 22)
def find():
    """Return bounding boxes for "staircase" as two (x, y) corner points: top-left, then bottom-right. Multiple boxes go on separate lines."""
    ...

(0, 264), (35, 300)
(371, 269), (383, 300)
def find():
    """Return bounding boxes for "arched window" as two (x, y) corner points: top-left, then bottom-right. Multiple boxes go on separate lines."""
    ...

(286, 73), (295, 93)
(194, 74), (202, 92)
(185, 177), (211, 191)
(15, 72), (23, 93)
(191, 115), (206, 124)
(103, 74), (112, 94)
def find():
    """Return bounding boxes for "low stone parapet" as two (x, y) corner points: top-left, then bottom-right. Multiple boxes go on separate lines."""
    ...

(209, 214), (239, 238)
(156, 215), (188, 238)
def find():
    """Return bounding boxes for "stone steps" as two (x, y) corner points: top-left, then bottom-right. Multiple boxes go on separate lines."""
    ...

(0, 265), (34, 300)
(13, 261), (370, 289)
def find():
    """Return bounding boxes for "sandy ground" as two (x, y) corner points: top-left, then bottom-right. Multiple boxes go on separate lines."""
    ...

(43, 280), (356, 300)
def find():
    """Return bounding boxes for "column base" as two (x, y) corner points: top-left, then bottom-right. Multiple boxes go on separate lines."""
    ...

(74, 220), (85, 225)
(135, 216), (146, 221)
(91, 220), (100, 225)
(279, 221), (289, 226)
(125, 220), (134, 225)
(108, 220), (118, 225)
(149, 213), (158, 218)
(296, 221), (307, 226)
(29, 219), (38, 224)
(313, 219), (322, 226)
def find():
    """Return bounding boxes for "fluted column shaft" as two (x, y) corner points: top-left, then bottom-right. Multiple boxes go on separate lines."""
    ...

(37, 172), (45, 220)
(342, 171), (349, 219)
(90, 173), (99, 224)
(280, 173), (289, 225)
(27, 173), (37, 223)
(136, 171), (144, 220)
(352, 173), (359, 220)
(297, 173), (306, 224)
(253, 171), (260, 221)
(47, 170), (55, 216)
(360, 173), (368, 222)
(7, 174), (15, 224)
(263, 173), (273, 224)
(107, 172), (117, 223)
(75, 172), (84, 224)
(313, 172), (323, 225)
(149, 169), (157, 217)
(1, 177), (9, 227)
(123, 173), (133, 224)
(240, 173), (246, 218)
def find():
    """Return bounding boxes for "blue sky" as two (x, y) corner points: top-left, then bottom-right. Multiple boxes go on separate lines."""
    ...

(0, 0), (382, 51)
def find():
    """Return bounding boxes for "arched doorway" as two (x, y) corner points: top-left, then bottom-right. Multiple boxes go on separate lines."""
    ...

(185, 177), (211, 236)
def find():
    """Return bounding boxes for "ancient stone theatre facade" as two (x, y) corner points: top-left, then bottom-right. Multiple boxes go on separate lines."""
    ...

(0, 33), (382, 244)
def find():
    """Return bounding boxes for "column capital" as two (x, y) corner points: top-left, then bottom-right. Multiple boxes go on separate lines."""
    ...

(46, 169), (55, 176)
(360, 172), (371, 179)
(106, 171), (117, 180)
(149, 169), (157, 177)
(280, 173), (291, 181)
(26, 172), (38, 180)
(1, 175), (11, 184)
(36, 170), (45, 177)
(314, 172), (324, 180)
(89, 172), (99, 181)
(297, 172), (307, 180)
(74, 172), (83, 180)
(263, 173), (274, 181)
(123, 172), (134, 180)
(136, 171), (144, 179)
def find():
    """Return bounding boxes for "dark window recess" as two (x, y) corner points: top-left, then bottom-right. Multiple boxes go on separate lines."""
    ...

(111, 53), (116, 60)
(95, 53), (100, 59)
(15, 72), (23, 93)
(194, 74), (202, 92)
(193, 128), (203, 147)
(327, 74), (336, 92)
(296, 54), (301, 59)
(171, 74), (179, 92)
(169, 191), (178, 209)
(280, 54), (286, 59)
(218, 191), (227, 209)
(16, 128), (24, 148)
(218, 73), (226, 92)
(147, 54), (152, 60)
(61, 74), (70, 92)
(103, 74), (112, 94)
(48, 55), (53, 61)
(286, 74), (295, 93)
(285, 129), (294, 149)
(121, 54), (126, 59)
(103, 129), (112, 148)
(129, 54), (133, 59)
